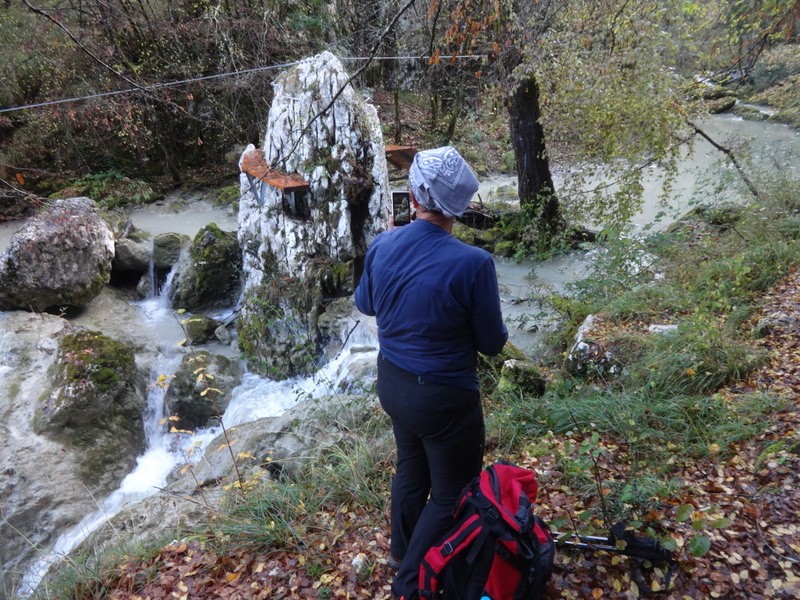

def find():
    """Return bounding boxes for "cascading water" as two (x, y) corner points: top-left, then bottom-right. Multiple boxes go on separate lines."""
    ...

(11, 113), (798, 598)
(0, 321), (11, 379)
(16, 298), (378, 598)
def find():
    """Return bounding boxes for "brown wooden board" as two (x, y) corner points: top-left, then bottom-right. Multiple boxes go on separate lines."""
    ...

(385, 145), (418, 171)
(240, 148), (309, 192)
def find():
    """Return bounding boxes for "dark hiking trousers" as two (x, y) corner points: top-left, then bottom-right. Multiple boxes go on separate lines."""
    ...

(377, 354), (484, 600)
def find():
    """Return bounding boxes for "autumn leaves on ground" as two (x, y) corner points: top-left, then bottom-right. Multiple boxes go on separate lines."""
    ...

(36, 185), (800, 600)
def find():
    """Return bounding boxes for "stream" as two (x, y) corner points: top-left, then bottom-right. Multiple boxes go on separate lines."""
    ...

(1, 112), (798, 597)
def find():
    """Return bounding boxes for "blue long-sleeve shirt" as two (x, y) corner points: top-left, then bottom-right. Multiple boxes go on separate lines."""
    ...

(355, 218), (508, 389)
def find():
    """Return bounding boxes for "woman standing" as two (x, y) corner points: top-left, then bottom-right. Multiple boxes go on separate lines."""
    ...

(355, 146), (508, 600)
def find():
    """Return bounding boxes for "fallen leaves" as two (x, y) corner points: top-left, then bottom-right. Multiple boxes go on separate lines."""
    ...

(81, 272), (800, 599)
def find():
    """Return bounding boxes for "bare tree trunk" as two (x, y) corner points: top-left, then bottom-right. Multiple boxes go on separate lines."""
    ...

(506, 73), (563, 236)
(394, 89), (402, 143)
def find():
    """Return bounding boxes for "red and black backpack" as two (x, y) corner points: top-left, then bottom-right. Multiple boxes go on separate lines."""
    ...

(419, 462), (555, 600)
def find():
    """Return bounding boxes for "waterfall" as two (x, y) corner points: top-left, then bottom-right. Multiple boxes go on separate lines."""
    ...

(145, 257), (158, 299)
(16, 312), (378, 598)
(0, 322), (11, 378)
(16, 352), (183, 599)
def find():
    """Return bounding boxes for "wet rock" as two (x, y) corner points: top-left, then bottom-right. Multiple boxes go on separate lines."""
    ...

(0, 197), (115, 311)
(164, 350), (242, 430)
(0, 313), (143, 592)
(732, 104), (771, 121)
(317, 298), (360, 357)
(113, 237), (151, 273)
(76, 393), (388, 565)
(170, 224), (242, 311)
(214, 324), (233, 345)
(708, 96), (737, 114)
(33, 329), (146, 485)
(182, 314), (223, 345)
(237, 51), (389, 379)
(112, 236), (152, 291)
(152, 232), (190, 269)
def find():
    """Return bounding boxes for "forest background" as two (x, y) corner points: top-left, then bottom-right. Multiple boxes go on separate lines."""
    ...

(1, 1), (800, 599)
(1, 0), (797, 241)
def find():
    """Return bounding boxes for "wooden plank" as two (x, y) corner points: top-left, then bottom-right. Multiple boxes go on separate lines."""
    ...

(385, 145), (418, 170)
(241, 148), (309, 192)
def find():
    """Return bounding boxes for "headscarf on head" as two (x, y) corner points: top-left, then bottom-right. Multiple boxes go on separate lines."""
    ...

(408, 146), (479, 218)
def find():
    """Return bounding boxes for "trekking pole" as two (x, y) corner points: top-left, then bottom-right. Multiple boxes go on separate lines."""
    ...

(551, 530), (674, 564)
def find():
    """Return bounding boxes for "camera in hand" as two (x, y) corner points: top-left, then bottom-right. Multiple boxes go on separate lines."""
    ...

(391, 191), (412, 226)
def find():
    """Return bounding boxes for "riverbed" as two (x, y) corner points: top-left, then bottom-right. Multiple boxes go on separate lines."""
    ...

(1, 111), (798, 597)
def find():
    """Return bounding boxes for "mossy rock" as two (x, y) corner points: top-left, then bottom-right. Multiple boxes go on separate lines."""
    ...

(479, 341), (528, 378)
(701, 85), (732, 100)
(707, 97), (737, 114)
(237, 282), (319, 380)
(731, 104), (770, 122)
(182, 315), (222, 345)
(35, 329), (145, 484)
(497, 359), (546, 397)
(452, 222), (479, 246)
(153, 232), (191, 269)
(473, 227), (504, 251)
(165, 351), (242, 430)
(170, 223), (242, 311)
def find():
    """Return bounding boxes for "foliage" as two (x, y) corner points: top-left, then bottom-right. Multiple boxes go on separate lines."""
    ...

(698, 0), (800, 78)
(54, 170), (157, 210)
(0, 0), (331, 186)
(751, 43), (800, 87)
(32, 536), (170, 600)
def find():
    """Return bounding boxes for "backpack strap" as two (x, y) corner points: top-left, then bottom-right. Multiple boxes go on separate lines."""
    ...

(419, 513), (484, 596)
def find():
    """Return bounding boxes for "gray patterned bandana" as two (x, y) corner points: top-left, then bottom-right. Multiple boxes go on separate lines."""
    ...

(408, 146), (479, 217)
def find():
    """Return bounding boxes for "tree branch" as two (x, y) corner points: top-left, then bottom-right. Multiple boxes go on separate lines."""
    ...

(22, 0), (145, 92)
(687, 120), (761, 200)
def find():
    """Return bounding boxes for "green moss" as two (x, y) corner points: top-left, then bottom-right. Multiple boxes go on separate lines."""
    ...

(214, 185), (241, 209)
(7, 381), (20, 402)
(452, 222), (478, 245)
(58, 330), (134, 392)
(173, 223), (242, 310)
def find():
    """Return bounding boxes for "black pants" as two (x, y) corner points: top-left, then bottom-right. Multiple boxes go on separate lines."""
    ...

(377, 354), (484, 599)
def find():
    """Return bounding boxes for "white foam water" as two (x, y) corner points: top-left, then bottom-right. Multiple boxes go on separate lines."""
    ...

(16, 311), (377, 598)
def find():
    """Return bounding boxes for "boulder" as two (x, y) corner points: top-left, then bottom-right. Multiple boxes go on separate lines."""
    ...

(565, 314), (620, 376)
(707, 96), (737, 114)
(181, 314), (223, 345)
(74, 393), (389, 567)
(164, 350), (243, 431)
(113, 237), (151, 273)
(169, 224), (242, 311)
(152, 232), (190, 270)
(33, 329), (146, 484)
(214, 324), (233, 345)
(0, 197), (115, 311)
(237, 51), (389, 379)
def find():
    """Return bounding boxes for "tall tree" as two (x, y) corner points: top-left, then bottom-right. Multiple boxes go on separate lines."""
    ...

(427, 0), (704, 246)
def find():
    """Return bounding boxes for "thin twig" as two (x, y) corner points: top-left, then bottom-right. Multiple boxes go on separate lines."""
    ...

(276, 0), (418, 169)
(22, 0), (144, 91)
(687, 120), (761, 200)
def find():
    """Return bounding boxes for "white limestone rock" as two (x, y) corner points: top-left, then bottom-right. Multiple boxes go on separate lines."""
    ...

(237, 51), (389, 379)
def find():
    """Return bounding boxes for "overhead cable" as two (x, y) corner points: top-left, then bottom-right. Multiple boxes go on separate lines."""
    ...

(0, 54), (487, 115)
